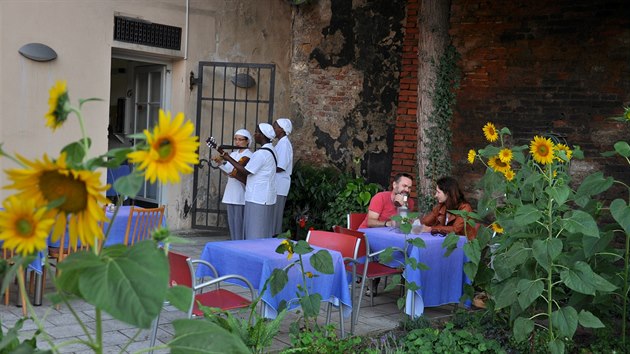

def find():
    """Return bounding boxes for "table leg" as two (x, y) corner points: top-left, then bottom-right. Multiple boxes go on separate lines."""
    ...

(32, 272), (43, 306)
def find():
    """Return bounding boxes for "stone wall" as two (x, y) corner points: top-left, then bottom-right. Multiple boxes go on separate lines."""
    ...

(290, 0), (406, 188)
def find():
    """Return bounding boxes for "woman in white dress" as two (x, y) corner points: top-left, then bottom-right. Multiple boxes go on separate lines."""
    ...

(213, 129), (253, 240)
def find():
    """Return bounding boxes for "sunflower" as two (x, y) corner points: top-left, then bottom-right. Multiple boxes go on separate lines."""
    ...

(305, 271), (314, 278)
(483, 122), (499, 142)
(280, 239), (294, 260)
(467, 149), (476, 164)
(488, 155), (511, 173)
(45, 80), (71, 131)
(498, 148), (513, 163)
(530, 136), (555, 165)
(0, 196), (55, 256)
(4, 153), (109, 248)
(554, 143), (572, 162)
(503, 169), (515, 181)
(491, 223), (504, 234)
(128, 110), (200, 184)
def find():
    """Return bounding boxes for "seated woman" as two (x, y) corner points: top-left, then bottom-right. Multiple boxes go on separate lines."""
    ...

(421, 176), (477, 239)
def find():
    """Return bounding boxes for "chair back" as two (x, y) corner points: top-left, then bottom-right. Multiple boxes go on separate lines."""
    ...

(124, 205), (165, 245)
(306, 230), (361, 260)
(332, 225), (368, 259)
(168, 251), (194, 288)
(347, 213), (367, 230)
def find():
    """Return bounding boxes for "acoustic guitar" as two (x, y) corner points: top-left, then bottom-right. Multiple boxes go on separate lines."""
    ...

(206, 137), (249, 184)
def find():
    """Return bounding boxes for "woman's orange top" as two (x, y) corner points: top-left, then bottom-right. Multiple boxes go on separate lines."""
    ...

(421, 202), (477, 240)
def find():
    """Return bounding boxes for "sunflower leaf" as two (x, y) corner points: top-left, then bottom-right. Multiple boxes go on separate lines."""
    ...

(114, 172), (144, 198)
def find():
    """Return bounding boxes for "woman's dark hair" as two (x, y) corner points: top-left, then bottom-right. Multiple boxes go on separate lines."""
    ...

(436, 176), (467, 210)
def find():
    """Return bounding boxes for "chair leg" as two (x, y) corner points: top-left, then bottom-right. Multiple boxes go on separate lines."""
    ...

(354, 276), (366, 329)
(339, 303), (345, 339)
(370, 279), (375, 307)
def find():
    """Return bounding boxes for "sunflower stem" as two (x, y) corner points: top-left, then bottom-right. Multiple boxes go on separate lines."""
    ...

(95, 308), (103, 354)
(71, 107), (89, 162)
(0, 145), (26, 167)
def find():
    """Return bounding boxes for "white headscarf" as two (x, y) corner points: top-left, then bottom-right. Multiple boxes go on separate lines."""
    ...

(276, 118), (293, 135)
(234, 129), (253, 148)
(258, 123), (276, 141)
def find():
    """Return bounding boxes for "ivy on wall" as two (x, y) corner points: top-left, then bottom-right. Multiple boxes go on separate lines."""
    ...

(418, 44), (462, 213)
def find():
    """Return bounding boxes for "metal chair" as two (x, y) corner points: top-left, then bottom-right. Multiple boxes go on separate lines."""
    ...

(306, 229), (361, 336)
(333, 225), (405, 310)
(123, 206), (165, 245)
(149, 251), (256, 350)
(346, 213), (367, 231)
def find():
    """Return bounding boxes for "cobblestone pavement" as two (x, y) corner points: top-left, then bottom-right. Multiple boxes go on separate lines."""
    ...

(0, 231), (458, 353)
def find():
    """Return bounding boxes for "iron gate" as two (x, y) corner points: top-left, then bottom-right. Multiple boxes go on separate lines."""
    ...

(191, 61), (276, 231)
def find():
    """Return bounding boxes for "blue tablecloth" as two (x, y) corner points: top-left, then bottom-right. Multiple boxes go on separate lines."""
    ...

(195, 238), (352, 319)
(106, 165), (131, 197)
(359, 227), (467, 317)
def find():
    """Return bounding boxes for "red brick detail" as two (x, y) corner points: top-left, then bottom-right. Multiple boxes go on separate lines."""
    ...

(391, 0), (420, 192)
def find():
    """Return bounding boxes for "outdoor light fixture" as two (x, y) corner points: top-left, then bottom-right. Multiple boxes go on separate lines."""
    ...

(231, 73), (256, 89)
(18, 43), (57, 62)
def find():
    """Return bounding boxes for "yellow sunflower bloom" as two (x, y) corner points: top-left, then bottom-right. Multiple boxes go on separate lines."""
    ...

(280, 239), (294, 260)
(0, 196), (55, 256)
(45, 80), (70, 131)
(530, 136), (555, 165)
(483, 122), (499, 142)
(4, 153), (109, 248)
(305, 271), (314, 278)
(491, 223), (504, 234)
(467, 149), (476, 164)
(503, 169), (515, 181)
(499, 148), (512, 163)
(554, 143), (572, 162)
(128, 110), (200, 184)
(488, 155), (511, 173)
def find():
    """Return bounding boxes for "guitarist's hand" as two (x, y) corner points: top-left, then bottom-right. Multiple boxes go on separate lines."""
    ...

(212, 155), (225, 164)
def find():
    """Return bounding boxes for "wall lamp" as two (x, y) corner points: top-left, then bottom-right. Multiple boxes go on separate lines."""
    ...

(18, 43), (57, 62)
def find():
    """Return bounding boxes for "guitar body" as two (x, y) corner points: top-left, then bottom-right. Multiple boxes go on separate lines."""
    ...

(206, 137), (249, 184)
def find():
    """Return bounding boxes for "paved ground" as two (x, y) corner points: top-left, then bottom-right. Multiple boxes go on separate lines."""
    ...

(0, 231), (458, 353)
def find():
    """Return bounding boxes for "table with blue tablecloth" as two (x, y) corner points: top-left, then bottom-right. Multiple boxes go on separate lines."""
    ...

(195, 238), (352, 319)
(359, 227), (468, 317)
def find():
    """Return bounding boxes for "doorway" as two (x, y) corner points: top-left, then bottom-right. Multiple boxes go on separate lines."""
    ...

(109, 57), (168, 207)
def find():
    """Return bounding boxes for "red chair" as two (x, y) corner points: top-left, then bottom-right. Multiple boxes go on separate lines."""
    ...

(347, 213), (367, 230)
(332, 225), (405, 311)
(149, 251), (256, 349)
(306, 230), (362, 336)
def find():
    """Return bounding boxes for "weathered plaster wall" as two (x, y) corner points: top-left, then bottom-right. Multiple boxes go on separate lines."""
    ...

(290, 0), (406, 187)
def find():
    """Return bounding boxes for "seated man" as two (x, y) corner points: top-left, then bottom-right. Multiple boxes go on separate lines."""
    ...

(359, 173), (415, 228)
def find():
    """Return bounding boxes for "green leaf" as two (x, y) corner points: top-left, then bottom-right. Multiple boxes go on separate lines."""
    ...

(560, 261), (617, 295)
(75, 241), (169, 328)
(463, 239), (481, 265)
(513, 317), (534, 342)
(463, 262), (478, 281)
(294, 240), (313, 255)
(300, 293), (322, 318)
(548, 338), (565, 354)
(408, 237), (426, 249)
(517, 279), (544, 310)
(514, 204), (542, 226)
(167, 285), (193, 313)
(562, 210), (599, 238)
(532, 239), (563, 272)
(114, 172), (144, 198)
(61, 140), (89, 165)
(614, 141), (630, 157)
(269, 268), (288, 296)
(441, 233), (459, 256)
(546, 185), (571, 206)
(169, 318), (250, 354)
(610, 198), (630, 234)
(550, 306), (578, 338)
(577, 310), (605, 328)
(574, 172), (613, 207)
(309, 250), (333, 274)
(491, 278), (518, 310)
(582, 230), (614, 258)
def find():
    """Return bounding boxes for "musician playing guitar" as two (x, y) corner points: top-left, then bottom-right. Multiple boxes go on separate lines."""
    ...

(221, 123), (278, 240)
(210, 129), (253, 240)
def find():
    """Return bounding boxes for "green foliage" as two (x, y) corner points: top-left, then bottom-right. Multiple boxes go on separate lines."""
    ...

(402, 322), (506, 353)
(282, 324), (362, 354)
(419, 44), (462, 213)
(284, 162), (381, 238)
(466, 121), (630, 353)
(0, 318), (51, 354)
(169, 319), (251, 354)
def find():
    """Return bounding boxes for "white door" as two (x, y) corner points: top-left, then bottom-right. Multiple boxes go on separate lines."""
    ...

(133, 65), (165, 205)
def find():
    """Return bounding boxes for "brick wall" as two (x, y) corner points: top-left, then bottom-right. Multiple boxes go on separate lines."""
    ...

(448, 0), (630, 198)
(391, 0), (419, 197)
